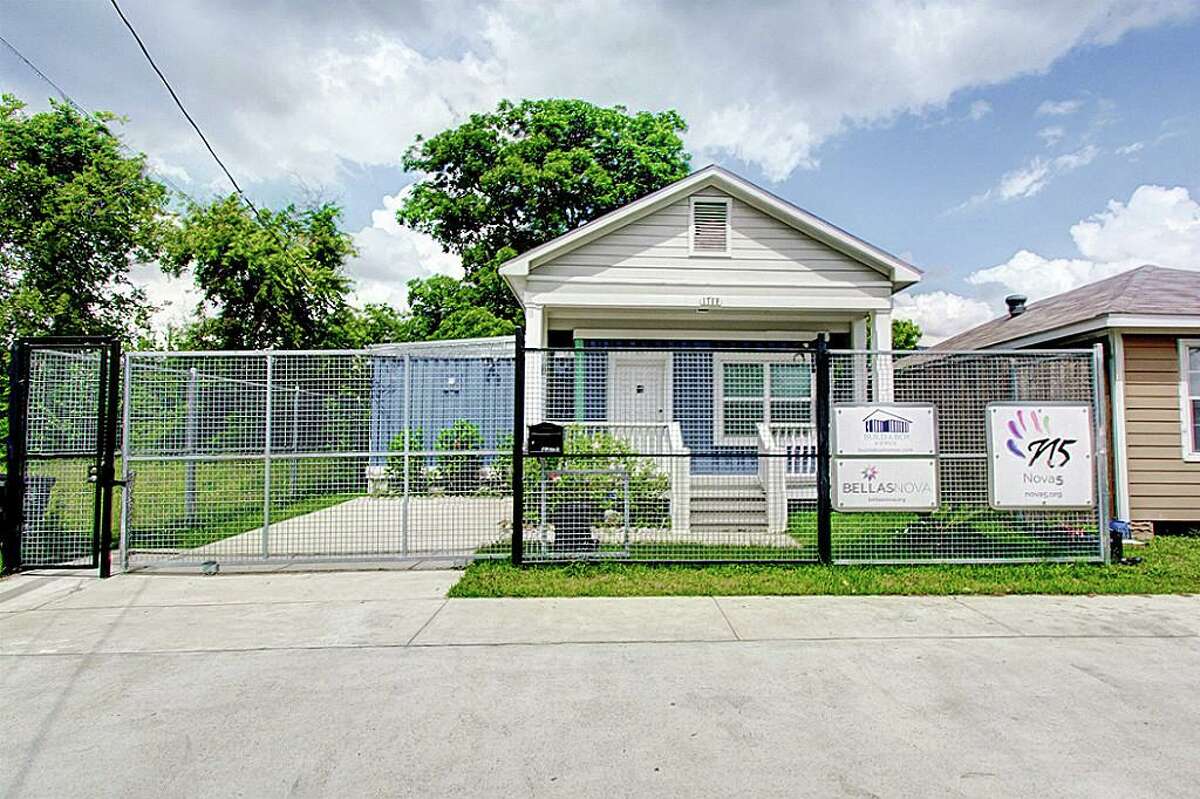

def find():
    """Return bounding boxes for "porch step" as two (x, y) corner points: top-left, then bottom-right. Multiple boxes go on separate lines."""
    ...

(690, 497), (766, 513)
(690, 511), (768, 529)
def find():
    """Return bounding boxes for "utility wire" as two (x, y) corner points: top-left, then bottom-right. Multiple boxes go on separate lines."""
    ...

(106, 0), (254, 206)
(107, 0), (315, 263)
(0, 31), (196, 203)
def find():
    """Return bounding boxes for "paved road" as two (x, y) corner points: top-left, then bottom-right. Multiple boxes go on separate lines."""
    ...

(2, 570), (1199, 798)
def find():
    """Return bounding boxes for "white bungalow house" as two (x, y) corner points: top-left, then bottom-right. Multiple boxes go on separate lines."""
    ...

(498, 165), (922, 536)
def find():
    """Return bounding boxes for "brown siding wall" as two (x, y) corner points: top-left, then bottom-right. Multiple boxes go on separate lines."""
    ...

(1123, 334), (1200, 523)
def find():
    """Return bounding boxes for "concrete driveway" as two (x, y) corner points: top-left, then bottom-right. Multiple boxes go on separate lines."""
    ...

(2, 571), (1199, 798)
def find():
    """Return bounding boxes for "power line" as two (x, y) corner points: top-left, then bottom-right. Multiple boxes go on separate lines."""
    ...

(0, 31), (196, 202)
(107, 0), (312, 260)
(107, 0), (258, 210)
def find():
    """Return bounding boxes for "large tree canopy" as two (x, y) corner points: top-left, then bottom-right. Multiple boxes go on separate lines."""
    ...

(166, 195), (357, 350)
(397, 99), (691, 322)
(0, 95), (170, 348)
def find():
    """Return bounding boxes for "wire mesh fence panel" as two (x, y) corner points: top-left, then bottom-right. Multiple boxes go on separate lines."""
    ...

(121, 338), (515, 569)
(518, 346), (819, 563)
(17, 347), (107, 566)
(827, 349), (1105, 564)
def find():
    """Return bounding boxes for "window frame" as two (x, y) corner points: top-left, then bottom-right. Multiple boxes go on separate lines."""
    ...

(1177, 338), (1200, 462)
(688, 196), (732, 257)
(713, 353), (814, 446)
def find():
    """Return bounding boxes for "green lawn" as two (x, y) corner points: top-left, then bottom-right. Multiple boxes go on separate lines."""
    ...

(450, 536), (1200, 598)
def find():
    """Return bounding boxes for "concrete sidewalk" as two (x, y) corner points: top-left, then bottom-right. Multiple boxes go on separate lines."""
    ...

(2, 570), (1199, 797)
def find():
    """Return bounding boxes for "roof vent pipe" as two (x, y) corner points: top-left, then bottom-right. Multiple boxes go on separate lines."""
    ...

(1005, 295), (1027, 318)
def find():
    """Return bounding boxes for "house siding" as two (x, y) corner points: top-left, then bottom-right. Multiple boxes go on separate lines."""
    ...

(526, 190), (892, 308)
(370, 355), (514, 464)
(1122, 334), (1200, 523)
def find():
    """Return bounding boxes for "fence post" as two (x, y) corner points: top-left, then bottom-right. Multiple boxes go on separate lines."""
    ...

(97, 339), (120, 578)
(261, 353), (273, 559)
(184, 366), (198, 526)
(511, 328), (525, 566)
(119, 352), (132, 572)
(402, 351), (411, 557)
(1092, 343), (1112, 564)
(815, 334), (832, 564)
(2, 340), (29, 574)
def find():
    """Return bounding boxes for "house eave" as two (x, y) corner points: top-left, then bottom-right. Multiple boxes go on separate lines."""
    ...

(497, 165), (923, 292)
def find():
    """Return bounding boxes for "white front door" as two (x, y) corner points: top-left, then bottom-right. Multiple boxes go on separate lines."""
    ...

(610, 358), (667, 424)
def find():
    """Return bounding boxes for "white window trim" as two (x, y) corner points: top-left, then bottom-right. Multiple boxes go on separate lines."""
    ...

(688, 196), (732, 257)
(713, 352), (814, 446)
(1177, 338), (1200, 462)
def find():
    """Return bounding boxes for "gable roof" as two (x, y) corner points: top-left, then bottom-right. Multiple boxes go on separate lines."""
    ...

(934, 265), (1200, 350)
(498, 164), (923, 289)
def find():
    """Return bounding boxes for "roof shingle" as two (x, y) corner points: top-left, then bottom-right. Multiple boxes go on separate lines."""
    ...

(932, 265), (1200, 350)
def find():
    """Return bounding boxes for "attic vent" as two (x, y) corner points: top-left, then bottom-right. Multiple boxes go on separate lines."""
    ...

(690, 198), (730, 255)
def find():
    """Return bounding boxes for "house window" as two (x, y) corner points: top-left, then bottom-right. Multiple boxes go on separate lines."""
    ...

(689, 197), (731, 256)
(1180, 340), (1200, 460)
(714, 355), (813, 445)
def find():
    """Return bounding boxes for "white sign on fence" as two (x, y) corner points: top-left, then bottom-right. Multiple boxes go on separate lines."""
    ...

(834, 403), (937, 456)
(833, 457), (939, 511)
(986, 403), (1095, 510)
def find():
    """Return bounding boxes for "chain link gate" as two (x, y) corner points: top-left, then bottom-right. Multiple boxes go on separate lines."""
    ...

(3, 337), (121, 575)
(510, 333), (1108, 565)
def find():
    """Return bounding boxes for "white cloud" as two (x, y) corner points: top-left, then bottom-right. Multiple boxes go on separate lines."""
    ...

(894, 291), (994, 345)
(1038, 125), (1066, 146)
(14, 0), (1194, 187)
(968, 99), (993, 121)
(1116, 141), (1146, 155)
(129, 263), (204, 337)
(346, 188), (463, 307)
(957, 144), (1101, 207)
(905, 184), (1200, 343)
(1037, 98), (1084, 116)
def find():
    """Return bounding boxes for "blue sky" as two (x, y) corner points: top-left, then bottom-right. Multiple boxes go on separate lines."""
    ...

(3, 0), (1199, 341)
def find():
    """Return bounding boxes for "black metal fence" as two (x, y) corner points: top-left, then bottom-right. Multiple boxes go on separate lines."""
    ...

(511, 332), (1108, 565)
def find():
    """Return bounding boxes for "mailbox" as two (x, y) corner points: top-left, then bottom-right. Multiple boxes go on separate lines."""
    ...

(527, 422), (564, 455)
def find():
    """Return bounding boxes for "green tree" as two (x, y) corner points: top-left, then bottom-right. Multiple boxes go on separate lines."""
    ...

(0, 95), (170, 348)
(166, 195), (357, 349)
(891, 318), (923, 351)
(397, 99), (691, 322)
(329, 303), (411, 349)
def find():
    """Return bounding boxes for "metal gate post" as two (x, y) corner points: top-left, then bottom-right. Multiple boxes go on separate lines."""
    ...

(97, 339), (121, 578)
(261, 353), (273, 559)
(402, 351), (411, 557)
(2, 341), (29, 574)
(119, 352), (132, 572)
(815, 334), (832, 564)
(1092, 343), (1112, 563)
(511, 328), (525, 566)
(184, 367), (198, 526)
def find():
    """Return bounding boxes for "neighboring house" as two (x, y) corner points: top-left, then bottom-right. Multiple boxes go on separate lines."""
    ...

(498, 165), (922, 532)
(934, 265), (1200, 538)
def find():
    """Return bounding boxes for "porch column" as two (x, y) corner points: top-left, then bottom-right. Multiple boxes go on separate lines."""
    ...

(871, 310), (894, 401)
(524, 303), (545, 423)
(851, 316), (869, 402)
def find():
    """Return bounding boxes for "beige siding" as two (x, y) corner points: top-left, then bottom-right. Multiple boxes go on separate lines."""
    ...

(528, 189), (891, 308)
(1123, 334), (1200, 522)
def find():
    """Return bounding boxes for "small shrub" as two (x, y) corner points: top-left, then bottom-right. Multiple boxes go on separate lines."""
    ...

(522, 428), (671, 528)
(435, 420), (485, 494)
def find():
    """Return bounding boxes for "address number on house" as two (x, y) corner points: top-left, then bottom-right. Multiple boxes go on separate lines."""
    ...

(833, 457), (940, 512)
(833, 403), (938, 456)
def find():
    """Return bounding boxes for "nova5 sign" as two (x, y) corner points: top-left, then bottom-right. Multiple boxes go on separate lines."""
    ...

(986, 403), (1095, 510)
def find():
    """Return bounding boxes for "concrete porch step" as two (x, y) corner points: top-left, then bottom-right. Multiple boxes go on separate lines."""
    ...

(690, 500), (766, 515)
(690, 511), (768, 527)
